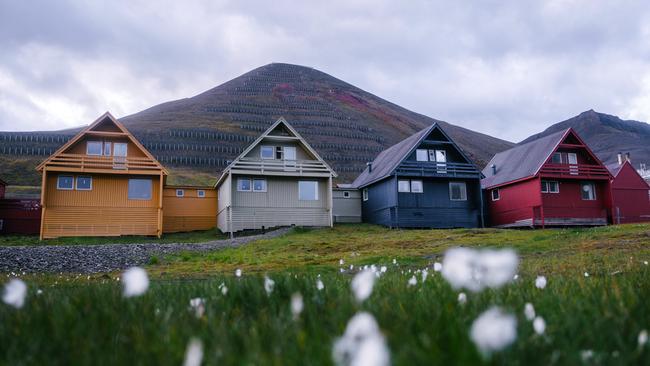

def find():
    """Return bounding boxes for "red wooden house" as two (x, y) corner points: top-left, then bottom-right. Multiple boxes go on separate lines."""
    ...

(481, 128), (612, 228)
(607, 156), (650, 224)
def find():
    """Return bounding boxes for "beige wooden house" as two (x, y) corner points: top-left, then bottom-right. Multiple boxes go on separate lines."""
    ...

(215, 118), (337, 235)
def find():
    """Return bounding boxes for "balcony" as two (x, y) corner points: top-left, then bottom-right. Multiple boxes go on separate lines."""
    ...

(44, 153), (162, 174)
(539, 163), (610, 179)
(230, 158), (332, 176)
(395, 161), (480, 178)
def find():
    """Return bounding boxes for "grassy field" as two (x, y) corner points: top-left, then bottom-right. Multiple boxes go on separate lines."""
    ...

(2, 224), (650, 365)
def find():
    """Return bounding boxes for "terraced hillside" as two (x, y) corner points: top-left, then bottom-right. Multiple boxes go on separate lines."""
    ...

(0, 63), (514, 186)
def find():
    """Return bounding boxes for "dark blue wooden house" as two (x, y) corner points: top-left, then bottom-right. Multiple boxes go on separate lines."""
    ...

(352, 124), (484, 228)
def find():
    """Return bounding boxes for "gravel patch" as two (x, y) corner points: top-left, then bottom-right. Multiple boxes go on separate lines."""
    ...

(0, 227), (292, 274)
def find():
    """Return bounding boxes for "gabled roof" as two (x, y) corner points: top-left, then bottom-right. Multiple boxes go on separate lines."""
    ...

(214, 117), (337, 187)
(605, 162), (623, 177)
(481, 128), (605, 188)
(352, 123), (478, 188)
(36, 112), (168, 175)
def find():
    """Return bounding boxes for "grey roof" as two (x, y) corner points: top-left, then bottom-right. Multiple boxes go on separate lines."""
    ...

(481, 129), (569, 188)
(352, 124), (436, 188)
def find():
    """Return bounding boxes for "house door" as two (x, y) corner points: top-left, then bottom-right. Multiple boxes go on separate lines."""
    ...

(567, 153), (578, 175)
(435, 150), (447, 174)
(283, 146), (297, 171)
(113, 143), (128, 170)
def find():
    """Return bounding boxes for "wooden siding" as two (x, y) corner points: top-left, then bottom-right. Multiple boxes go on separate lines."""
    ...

(217, 175), (232, 233)
(232, 176), (328, 209)
(229, 207), (329, 231)
(487, 178), (542, 227)
(361, 177), (397, 227)
(245, 141), (312, 160)
(42, 174), (161, 238)
(610, 163), (650, 223)
(333, 188), (362, 223)
(163, 187), (217, 233)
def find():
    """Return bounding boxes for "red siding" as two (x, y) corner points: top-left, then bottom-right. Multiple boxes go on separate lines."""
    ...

(541, 180), (609, 221)
(487, 178), (541, 227)
(611, 163), (650, 223)
(0, 199), (42, 235)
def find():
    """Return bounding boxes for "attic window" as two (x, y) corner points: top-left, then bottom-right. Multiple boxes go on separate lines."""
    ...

(87, 141), (102, 156)
(261, 146), (274, 159)
(552, 153), (562, 164)
(416, 149), (428, 161)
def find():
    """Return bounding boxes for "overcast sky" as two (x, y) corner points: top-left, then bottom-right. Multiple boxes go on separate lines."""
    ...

(1, 0), (649, 142)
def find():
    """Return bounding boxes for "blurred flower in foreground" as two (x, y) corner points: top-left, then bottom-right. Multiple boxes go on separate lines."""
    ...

(218, 283), (228, 296)
(122, 267), (149, 298)
(535, 276), (547, 289)
(433, 262), (443, 272)
(291, 293), (303, 320)
(264, 276), (275, 295)
(533, 316), (546, 335)
(189, 298), (205, 318)
(235, 269), (242, 277)
(458, 292), (467, 305)
(407, 276), (417, 287)
(441, 248), (518, 292)
(183, 338), (203, 366)
(2, 278), (27, 309)
(524, 303), (535, 321)
(470, 307), (517, 355)
(333, 312), (389, 366)
(317, 279), (325, 291)
(351, 270), (376, 303)
(639, 329), (648, 347)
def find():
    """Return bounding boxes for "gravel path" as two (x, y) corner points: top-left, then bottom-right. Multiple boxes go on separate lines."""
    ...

(0, 227), (292, 274)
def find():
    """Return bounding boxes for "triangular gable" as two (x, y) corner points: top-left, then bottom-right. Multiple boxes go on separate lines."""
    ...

(535, 128), (606, 174)
(215, 117), (337, 187)
(37, 112), (168, 175)
(609, 160), (650, 188)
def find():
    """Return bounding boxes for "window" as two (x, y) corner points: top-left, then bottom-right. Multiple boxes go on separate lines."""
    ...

(416, 149), (428, 162)
(113, 143), (128, 157)
(398, 180), (411, 192)
(411, 180), (423, 193)
(76, 176), (92, 190)
(581, 182), (596, 200)
(552, 152), (562, 164)
(86, 141), (102, 156)
(261, 146), (274, 159)
(343, 191), (350, 198)
(449, 182), (467, 201)
(197, 190), (206, 198)
(128, 179), (152, 200)
(491, 189), (500, 201)
(435, 150), (447, 163)
(57, 175), (74, 190)
(103, 142), (112, 156)
(253, 179), (267, 192)
(362, 188), (368, 201)
(541, 180), (559, 193)
(567, 153), (578, 165)
(176, 189), (185, 198)
(237, 178), (252, 191)
(299, 181), (319, 200)
(283, 146), (296, 160)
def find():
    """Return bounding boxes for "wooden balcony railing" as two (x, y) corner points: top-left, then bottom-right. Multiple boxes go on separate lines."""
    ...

(45, 153), (161, 172)
(395, 161), (480, 177)
(231, 158), (331, 175)
(539, 163), (610, 179)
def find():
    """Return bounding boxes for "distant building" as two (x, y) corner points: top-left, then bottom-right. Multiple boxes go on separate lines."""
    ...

(607, 155), (650, 224)
(332, 184), (362, 224)
(353, 123), (484, 228)
(215, 117), (337, 235)
(482, 128), (612, 227)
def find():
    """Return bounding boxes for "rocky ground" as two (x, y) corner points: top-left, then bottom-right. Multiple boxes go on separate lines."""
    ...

(0, 227), (292, 274)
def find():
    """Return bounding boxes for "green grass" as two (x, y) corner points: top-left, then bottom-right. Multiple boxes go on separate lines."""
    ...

(0, 229), (225, 246)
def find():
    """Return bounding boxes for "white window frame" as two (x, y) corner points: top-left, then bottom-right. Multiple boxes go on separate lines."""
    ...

(237, 178), (252, 192)
(176, 189), (185, 198)
(57, 175), (74, 190)
(343, 191), (351, 198)
(197, 190), (206, 198)
(491, 188), (500, 201)
(253, 179), (267, 192)
(362, 188), (368, 201)
(411, 180), (423, 193)
(103, 142), (112, 156)
(581, 182), (596, 201)
(551, 152), (563, 164)
(298, 181), (319, 201)
(260, 146), (275, 160)
(416, 149), (428, 162)
(283, 146), (297, 161)
(127, 179), (152, 200)
(75, 176), (93, 191)
(86, 141), (103, 156)
(541, 180), (559, 194)
(113, 143), (128, 157)
(449, 182), (467, 201)
(398, 180), (411, 193)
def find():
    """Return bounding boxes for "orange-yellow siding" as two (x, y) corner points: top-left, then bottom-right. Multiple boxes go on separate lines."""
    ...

(42, 174), (161, 238)
(163, 187), (217, 233)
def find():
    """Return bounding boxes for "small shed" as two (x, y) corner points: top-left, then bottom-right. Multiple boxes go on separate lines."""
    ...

(162, 186), (217, 233)
(332, 184), (362, 223)
(607, 157), (650, 224)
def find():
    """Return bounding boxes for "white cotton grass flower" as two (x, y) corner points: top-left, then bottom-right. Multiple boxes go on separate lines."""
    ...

(644, 261), (648, 266)
(264, 276), (275, 295)
(291, 292), (303, 320)
(380, 266), (387, 273)
(535, 276), (547, 289)
(524, 303), (536, 321)
(584, 272), (589, 277)
(421, 269), (429, 282)
(513, 274), (519, 280)
(182, 338), (204, 366)
(332, 312), (390, 366)
(189, 298), (206, 318)
(351, 270), (376, 303)
(2, 278), (27, 309)
(470, 307), (517, 355)
(407, 276), (417, 287)
(122, 267), (149, 298)
(392, 258), (397, 265)
(639, 329), (648, 347)
(441, 247), (518, 292)
(349, 264), (354, 270)
(316, 279), (325, 291)
(533, 316), (546, 335)
(433, 262), (443, 272)
(340, 259), (345, 266)
(235, 268), (242, 277)
(580, 350), (594, 362)
(36, 289), (43, 295)
(458, 292), (467, 305)
(218, 282), (228, 296)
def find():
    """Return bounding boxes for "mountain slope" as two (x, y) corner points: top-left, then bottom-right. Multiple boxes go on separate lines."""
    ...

(521, 110), (650, 168)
